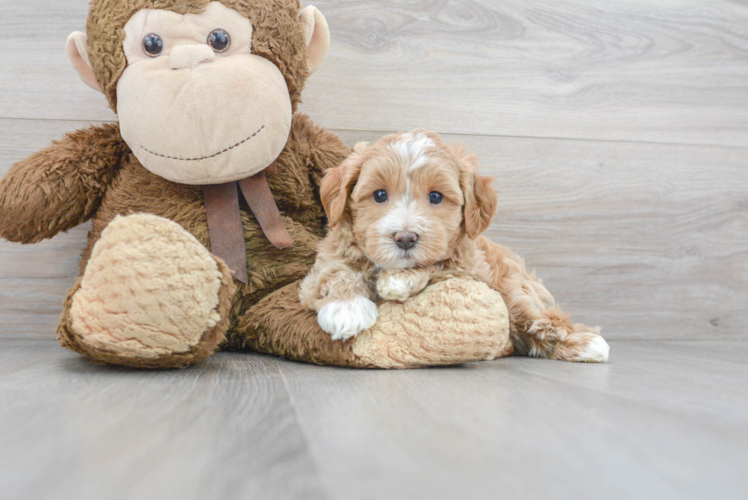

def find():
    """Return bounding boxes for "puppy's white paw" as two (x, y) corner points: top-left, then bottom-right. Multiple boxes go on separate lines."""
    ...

(317, 297), (379, 341)
(578, 336), (610, 363)
(377, 275), (417, 302)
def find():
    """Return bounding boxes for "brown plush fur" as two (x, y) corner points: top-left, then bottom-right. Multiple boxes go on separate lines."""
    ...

(233, 280), (369, 367)
(0, 124), (129, 243)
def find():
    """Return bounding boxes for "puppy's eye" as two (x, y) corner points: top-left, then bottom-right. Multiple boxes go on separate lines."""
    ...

(429, 191), (444, 205)
(142, 33), (164, 57)
(208, 29), (231, 53)
(373, 189), (388, 203)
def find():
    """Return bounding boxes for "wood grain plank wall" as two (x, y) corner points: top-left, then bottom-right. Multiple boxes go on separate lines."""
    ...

(2, 1), (747, 146)
(1, 0), (747, 340)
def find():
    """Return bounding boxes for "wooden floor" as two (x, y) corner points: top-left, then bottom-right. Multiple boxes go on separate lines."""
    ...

(1, 1), (748, 498)
(0, 337), (745, 500)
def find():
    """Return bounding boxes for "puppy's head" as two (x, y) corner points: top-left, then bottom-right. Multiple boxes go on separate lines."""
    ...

(321, 130), (497, 270)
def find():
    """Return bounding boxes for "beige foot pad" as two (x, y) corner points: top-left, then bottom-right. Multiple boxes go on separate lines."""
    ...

(61, 213), (235, 368)
(352, 278), (512, 368)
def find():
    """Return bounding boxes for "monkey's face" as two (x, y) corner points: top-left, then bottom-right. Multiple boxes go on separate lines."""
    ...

(110, 2), (291, 185)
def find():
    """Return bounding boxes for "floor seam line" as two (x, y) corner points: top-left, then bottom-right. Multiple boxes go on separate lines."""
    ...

(276, 360), (342, 500)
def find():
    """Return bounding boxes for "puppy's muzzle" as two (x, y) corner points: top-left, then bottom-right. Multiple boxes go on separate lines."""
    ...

(394, 231), (418, 250)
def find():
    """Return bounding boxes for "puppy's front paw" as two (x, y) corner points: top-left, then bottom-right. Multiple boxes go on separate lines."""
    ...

(377, 273), (419, 302)
(317, 297), (379, 341)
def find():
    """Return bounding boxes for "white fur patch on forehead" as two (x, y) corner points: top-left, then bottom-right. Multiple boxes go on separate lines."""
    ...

(389, 132), (435, 172)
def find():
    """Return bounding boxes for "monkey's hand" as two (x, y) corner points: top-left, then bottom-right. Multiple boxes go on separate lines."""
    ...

(376, 268), (434, 302)
(0, 124), (127, 243)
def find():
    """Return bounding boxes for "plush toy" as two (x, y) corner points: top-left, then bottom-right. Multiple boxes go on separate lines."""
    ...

(0, 0), (606, 369)
(0, 0), (516, 369)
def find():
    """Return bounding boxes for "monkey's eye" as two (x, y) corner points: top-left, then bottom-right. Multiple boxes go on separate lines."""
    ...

(373, 190), (388, 203)
(208, 29), (231, 53)
(142, 33), (164, 58)
(429, 191), (444, 205)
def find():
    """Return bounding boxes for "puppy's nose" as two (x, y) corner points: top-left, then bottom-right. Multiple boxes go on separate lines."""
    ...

(394, 231), (418, 250)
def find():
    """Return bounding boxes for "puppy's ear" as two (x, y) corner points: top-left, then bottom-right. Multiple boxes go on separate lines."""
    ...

(321, 142), (368, 227)
(465, 174), (498, 238)
(451, 142), (498, 239)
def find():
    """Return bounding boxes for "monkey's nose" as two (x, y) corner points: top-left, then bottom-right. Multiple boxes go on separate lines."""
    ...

(169, 45), (215, 70)
(394, 231), (418, 250)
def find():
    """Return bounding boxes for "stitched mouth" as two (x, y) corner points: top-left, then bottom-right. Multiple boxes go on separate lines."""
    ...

(140, 125), (265, 161)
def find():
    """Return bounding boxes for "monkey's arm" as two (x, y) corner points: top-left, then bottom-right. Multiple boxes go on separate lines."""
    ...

(0, 123), (128, 243)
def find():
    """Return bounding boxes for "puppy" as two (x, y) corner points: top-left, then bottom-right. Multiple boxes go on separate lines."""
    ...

(300, 130), (609, 362)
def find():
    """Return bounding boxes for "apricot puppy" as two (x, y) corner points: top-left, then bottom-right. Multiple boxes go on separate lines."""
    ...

(300, 130), (609, 362)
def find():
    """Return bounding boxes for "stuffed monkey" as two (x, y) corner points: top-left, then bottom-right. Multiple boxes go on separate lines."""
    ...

(0, 0), (513, 369)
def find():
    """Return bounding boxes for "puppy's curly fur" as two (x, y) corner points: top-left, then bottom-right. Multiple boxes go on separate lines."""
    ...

(300, 130), (609, 362)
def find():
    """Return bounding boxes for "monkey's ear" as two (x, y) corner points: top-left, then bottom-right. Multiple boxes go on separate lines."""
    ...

(299, 6), (330, 75)
(66, 32), (102, 92)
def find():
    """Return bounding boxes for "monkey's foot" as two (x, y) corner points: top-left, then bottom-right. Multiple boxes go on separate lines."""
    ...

(57, 213), (235, 368)
(237, 277), (514, 369)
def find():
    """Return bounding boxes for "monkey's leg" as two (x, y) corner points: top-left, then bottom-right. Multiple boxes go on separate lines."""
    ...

(57, 213), (235, 369)
(232, 277), (513, 369)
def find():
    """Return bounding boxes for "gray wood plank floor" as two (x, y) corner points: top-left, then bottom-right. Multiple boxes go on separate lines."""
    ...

(0, 337), (745, 500)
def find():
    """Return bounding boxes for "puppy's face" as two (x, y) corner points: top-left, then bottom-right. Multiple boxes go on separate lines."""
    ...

(322, 130), (497, 270)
